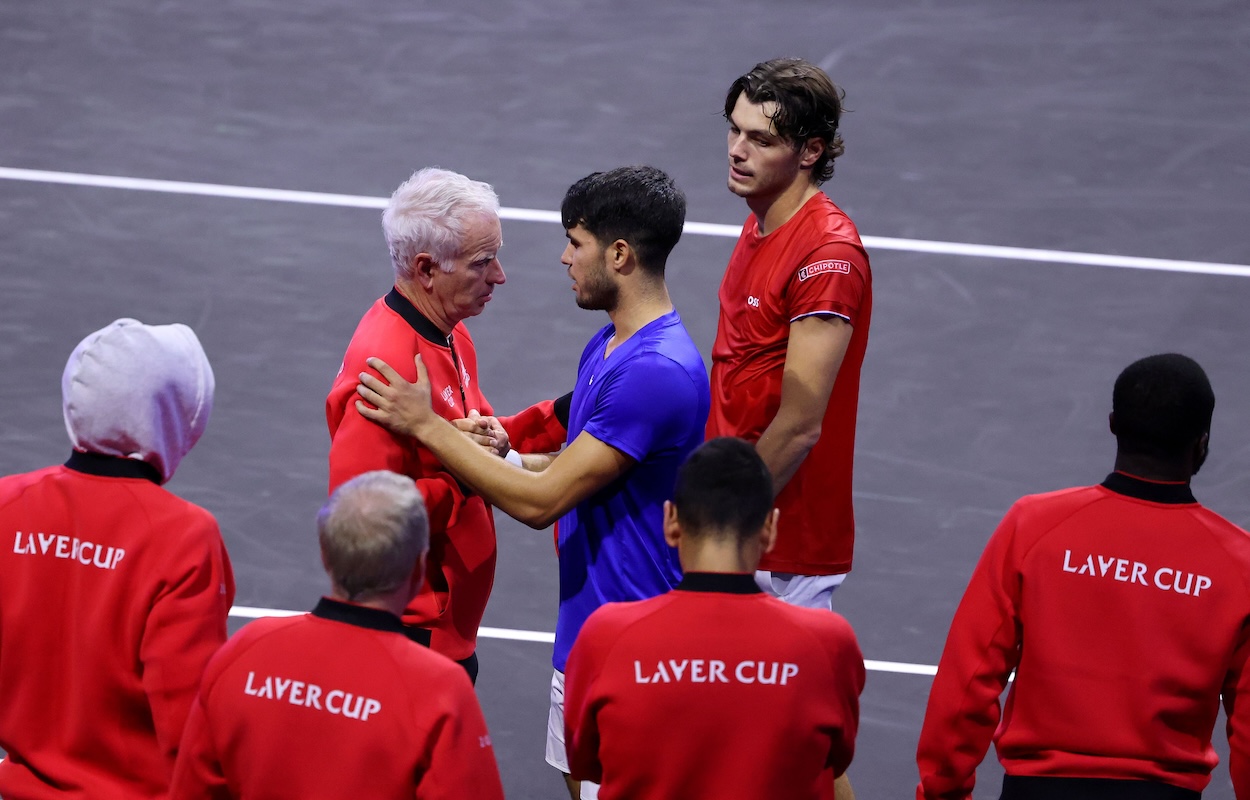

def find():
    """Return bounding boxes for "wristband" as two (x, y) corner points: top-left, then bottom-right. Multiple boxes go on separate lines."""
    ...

(504, 449), (523, 467)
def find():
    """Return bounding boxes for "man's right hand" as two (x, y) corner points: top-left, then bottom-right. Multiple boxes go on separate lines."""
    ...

(455, 410), (510, 458)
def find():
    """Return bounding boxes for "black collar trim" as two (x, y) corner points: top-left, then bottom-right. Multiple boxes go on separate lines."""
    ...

(312, 597), (407, 633)
(1102, 471), (1196, 505)
(677, 572), (763, 594)
(65, 451), (162, 485)
(385, 287), (448, 346)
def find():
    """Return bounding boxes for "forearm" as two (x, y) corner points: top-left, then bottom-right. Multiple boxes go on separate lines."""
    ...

(520, 453), (556, 472)
(415, 416), (563, 528)
(755, 408), (821, 495)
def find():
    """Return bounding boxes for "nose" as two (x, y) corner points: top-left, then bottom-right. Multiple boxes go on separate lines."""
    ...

(729, 131), (747, 162)
(487, 258), (506, 285)
(560, 242), (574, 267)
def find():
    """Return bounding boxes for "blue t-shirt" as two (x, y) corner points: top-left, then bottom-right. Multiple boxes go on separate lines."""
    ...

(553, 310), (710, 671)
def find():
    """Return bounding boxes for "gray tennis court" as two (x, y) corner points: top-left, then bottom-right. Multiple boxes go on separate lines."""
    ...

(2, 0), (1249, 796)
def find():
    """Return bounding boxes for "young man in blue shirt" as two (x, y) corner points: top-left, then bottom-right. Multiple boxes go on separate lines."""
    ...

(355, 165), (711, 800)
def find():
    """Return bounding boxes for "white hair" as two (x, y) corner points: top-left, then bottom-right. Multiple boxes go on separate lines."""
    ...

(382, 168), (500, 280)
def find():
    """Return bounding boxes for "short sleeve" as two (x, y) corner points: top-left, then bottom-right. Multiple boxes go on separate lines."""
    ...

(783, 242), (869, 326)
(580, 355), (701, 461)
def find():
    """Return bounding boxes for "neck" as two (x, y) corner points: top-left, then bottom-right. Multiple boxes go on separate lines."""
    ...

(1113, 453), (1193, 484)
(396, 279), (454, 336)
(329, 587), (408, 618)
(605, 279), (673, 348)
(748, 178), (821, 236)
(678, 537), (761, 575)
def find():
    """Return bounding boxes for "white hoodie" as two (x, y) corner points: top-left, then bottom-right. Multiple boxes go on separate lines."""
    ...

(61, 318), (214, 484)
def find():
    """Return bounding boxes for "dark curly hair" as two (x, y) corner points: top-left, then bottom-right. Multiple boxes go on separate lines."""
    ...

(724, 58), (846, 184)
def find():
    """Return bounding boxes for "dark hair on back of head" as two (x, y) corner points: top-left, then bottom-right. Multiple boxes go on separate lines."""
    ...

(724, 57), (846, 184)
(1112, 353), (1214, 460)
(672, 437), (773, 542)
(560, 165), (686, 275)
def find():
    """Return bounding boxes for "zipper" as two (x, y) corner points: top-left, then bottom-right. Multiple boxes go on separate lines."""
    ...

(446, 333), (469, 414)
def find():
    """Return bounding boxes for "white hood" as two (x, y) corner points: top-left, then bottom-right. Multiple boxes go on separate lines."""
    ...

(62, 318), (215, 484)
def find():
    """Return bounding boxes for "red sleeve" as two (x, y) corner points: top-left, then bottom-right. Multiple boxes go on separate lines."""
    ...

(783, 242), (869, 326)
(328, 388), (465, 532)
(822, 615), (866, 777)
(498, 399), (568, 454)
(415, 671), (504, 800)
(140, 516), (235, 771)
(564, 614), (607, 784)
(1223, 620), (1250, 797)
(168, 692), (232, 800)
(915, 504), (1025, 800)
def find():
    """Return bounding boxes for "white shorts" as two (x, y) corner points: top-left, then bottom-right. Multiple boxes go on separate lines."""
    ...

(754, 570), (846, 610)
(545, 670), (600, 799)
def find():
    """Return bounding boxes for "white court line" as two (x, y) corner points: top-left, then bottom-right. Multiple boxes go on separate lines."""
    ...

(2, 166), (1248, 277)
(228, 605), (937, 675)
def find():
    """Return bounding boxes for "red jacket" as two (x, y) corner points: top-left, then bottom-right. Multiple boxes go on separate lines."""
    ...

(0, 453), (235, 800)
(326, 289), (564, 660)
(917, 473), (1250, 799)
(565, 572), (865, 799)
(170, 598), (504, 800)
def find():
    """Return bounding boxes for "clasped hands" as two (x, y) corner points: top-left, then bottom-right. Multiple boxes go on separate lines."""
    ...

(355, 355), (512, 458)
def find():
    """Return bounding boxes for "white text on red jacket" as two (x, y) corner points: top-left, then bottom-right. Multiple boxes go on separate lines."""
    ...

(1062, 549), (1212, 597)
(243, 671), (381, 721)
(633, 659), (798, 685)
(12, 531), (125, 570)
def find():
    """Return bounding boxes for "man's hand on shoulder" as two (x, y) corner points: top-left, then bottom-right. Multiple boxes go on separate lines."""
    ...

(355, 355), (437, 439)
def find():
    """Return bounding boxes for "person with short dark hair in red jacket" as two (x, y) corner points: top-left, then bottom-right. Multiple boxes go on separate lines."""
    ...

(917, 353), (1250, 800)
(0, 318), (235, 800)
(563, 437), (865, 800)
(171, 470), (504, 800)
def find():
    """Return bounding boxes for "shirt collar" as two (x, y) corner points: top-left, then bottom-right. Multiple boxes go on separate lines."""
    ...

(65, 450), (162, 485)
(1101, 471), (1196, 505)
(385, 286), (448, 346)
(677, 571), (763, 594)
(312, 597), (409, 634)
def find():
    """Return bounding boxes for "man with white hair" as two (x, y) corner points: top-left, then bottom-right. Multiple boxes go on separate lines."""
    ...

(0, 318), (235, 799)
(326, 168), (565, 684)
(171, 471), (504, 799)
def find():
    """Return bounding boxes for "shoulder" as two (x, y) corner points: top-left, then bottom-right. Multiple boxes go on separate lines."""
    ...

(342, 298), (417, 359)
(771, 603), (863, 670)
(1005, 484), (1104, 522)
(623, 318), (706, 378)
(0, 465), (70, 509)
(202, 615), (307, 687)
(581, 595), (673, 643)
(1190, 504), (1250, 566)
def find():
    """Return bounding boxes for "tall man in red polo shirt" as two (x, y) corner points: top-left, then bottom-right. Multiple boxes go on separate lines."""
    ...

(563, 437), (865, 799)
(917, 354), (1250, 800)
(708, 56), (873, 610)
(326, 168), (565, 684)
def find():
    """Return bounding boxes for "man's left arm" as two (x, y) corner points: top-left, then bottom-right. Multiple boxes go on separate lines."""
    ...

(564, 614), (608, 785)
(1222, 620), (1250, 797)
(141, 518), (236, 767)
(755, 314), (851, 494)
(915, 506), (1025, 800)
(357, 355), (632, 529)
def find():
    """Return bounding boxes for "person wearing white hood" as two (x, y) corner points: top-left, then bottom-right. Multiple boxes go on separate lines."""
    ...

(0, 318), (235, 800)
